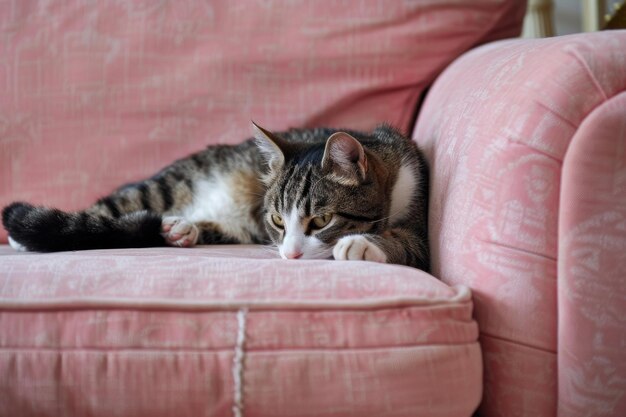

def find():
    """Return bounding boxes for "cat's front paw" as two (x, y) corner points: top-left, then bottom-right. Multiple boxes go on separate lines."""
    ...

(333, 235), (387, 263)
(161, 217), (199, 247)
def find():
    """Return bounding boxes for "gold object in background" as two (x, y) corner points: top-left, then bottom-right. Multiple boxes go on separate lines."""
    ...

(604, 1), (626, 29)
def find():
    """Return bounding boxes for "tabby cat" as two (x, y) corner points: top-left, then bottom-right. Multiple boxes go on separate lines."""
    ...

(2, 123), (429, 270)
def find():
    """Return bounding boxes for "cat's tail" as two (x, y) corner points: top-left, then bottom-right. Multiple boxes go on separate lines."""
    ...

(2, 202), (166, 252)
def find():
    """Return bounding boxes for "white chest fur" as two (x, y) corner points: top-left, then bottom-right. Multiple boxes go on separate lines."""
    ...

(389, 163), (416, 223)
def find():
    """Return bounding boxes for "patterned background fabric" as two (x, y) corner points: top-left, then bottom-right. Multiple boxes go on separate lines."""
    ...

(413, 31), (626, 417)
(0, 0), (525, 242)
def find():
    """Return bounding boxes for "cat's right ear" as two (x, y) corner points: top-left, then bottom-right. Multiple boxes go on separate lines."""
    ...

(252, 121), (285, 171)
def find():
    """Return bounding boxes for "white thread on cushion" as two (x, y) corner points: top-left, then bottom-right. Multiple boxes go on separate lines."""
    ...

(232, 307), (248, 417)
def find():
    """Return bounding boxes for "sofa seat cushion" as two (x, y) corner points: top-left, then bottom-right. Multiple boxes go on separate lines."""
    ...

(0, 245), (481, 417)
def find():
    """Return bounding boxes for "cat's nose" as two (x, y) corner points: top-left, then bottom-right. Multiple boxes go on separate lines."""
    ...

(285, 251), (303, 259)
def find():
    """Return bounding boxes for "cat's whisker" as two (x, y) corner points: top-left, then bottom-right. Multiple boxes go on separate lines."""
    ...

(260, 245), (280, 257)
(240, 190), (266, 198)
(365, 208), (405, 224)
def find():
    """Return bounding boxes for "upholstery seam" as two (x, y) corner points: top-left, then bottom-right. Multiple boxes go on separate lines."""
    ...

(0, 341), (479, 353)
(479, 238), (556, 262)
(566, 49), (609, 101)
(0, 296), (473, 311)
(480, 332), (556, 355)
(533, 100), (578, 130)
(503, 129), (564, 164)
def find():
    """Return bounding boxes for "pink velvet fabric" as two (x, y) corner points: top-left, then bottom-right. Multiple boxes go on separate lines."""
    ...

(0, 245), (482, 417)
(413, 31), (626, 417)
(0, 0), (526, 243)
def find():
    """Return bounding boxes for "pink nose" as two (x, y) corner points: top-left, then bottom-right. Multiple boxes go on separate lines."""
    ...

(285, 251), (303, 259)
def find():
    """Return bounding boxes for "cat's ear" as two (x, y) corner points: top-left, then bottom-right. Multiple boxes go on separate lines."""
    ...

(252, 121), (285, 171)
(322, 132), (368, 184)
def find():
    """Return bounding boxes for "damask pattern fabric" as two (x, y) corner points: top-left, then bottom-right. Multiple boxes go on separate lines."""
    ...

(0, 245), (482, 417)
(558, 92), (626, 417)
(0, 0), (526, 243)
(413, 31), (626, 417)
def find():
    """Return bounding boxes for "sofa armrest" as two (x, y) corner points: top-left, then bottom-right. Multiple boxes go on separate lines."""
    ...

(413, 31), (626, 417)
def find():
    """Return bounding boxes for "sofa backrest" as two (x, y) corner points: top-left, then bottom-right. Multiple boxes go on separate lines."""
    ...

(0, 0), (525, 242)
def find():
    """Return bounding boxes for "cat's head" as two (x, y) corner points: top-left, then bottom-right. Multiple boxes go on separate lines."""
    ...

(253, 122), (388, 260)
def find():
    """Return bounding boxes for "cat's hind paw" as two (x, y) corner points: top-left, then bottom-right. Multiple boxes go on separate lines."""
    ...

(161, 217), (199, 248)
(333, 235), (387, 263)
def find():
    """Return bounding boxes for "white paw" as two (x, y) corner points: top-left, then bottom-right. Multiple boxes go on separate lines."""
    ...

(161, 217), (199, 248)
(333, 235), (387, 263)
(8, 236), (27, 252)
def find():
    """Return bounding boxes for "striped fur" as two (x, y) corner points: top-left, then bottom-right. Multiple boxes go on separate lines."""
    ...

(2, 124), (429, 270)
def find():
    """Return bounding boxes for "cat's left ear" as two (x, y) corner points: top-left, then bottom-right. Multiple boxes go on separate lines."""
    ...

(252, 121), (285, 171)
(322, 132), (368, 184)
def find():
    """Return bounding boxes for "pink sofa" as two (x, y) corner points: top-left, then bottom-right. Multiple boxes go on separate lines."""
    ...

(1, 1), (625, 416)
(414, 31), (626, 417)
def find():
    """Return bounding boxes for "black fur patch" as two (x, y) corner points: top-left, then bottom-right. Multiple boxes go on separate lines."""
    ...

(2, 202), (166, 252)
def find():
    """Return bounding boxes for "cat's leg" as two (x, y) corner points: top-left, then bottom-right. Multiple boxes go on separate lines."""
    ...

(333, 228), (429, 270)
(194, 221), (240, 244)
(161, 217), (240, 247)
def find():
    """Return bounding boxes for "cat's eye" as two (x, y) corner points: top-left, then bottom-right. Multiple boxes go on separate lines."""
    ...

(311, 214), (333, 229)
(271, 214), (284, 228)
